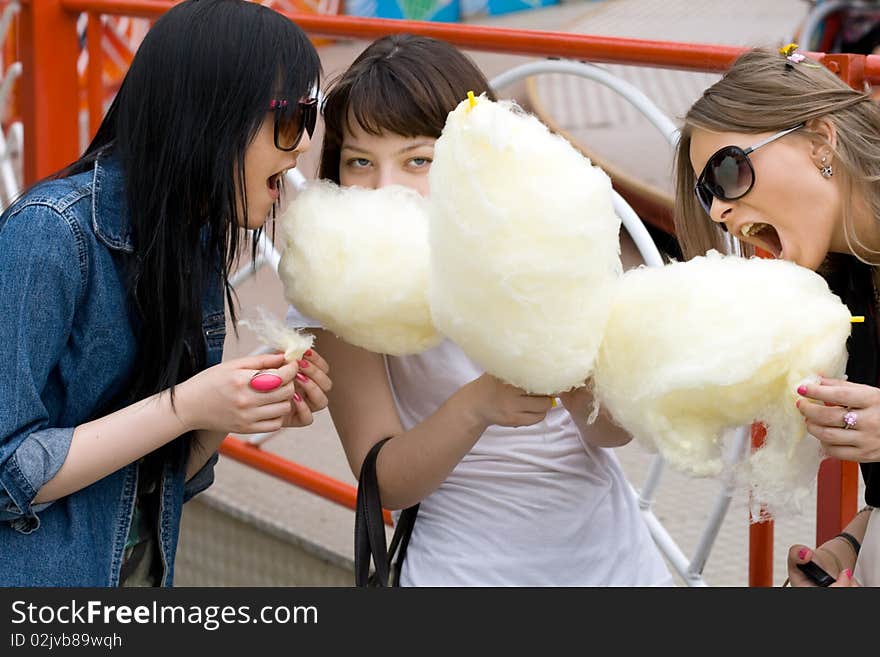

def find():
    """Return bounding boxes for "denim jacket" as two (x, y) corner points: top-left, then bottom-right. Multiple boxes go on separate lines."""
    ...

(0, 155), (225, 586)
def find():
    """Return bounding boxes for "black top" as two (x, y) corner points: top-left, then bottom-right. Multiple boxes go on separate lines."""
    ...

(823, 256), (879, 507)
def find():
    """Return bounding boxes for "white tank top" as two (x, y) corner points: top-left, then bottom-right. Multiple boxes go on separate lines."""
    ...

(288, 307), (672, 586)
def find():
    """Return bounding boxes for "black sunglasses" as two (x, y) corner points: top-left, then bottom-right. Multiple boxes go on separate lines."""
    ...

(269, 97), (318, 151)
(694, 123), (805, 225)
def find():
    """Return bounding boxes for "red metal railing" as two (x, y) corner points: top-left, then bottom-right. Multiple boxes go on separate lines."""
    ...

(221, 436), (392, 525)
(17, 0), (868, 585)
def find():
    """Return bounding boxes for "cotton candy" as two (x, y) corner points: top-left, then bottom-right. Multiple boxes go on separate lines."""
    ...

(239, 307), (314, 362)
(428, 94), (622, 394)
(592, 250), (852, 517)
(278, 181), (441, 355)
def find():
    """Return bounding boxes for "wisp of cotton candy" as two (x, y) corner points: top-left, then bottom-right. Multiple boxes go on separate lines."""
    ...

(238, 306), (314, 362)
(428, 93), (622, 395)
(592, 250), (852, 517)
(278, 180), (441, 355)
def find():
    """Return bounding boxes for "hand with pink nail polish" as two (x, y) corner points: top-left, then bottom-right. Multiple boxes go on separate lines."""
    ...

(281, 348), (332, 428)
(176, 352), (300, 434)
(786, 543), (830, 587)
(795, 377), (880, 463)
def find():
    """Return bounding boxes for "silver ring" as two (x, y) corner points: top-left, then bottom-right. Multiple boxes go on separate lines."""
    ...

(843, 410), (858, 430)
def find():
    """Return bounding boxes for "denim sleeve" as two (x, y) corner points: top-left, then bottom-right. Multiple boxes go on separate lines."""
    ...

(182, 450), (219, 504)
(0, 203), (83, 526)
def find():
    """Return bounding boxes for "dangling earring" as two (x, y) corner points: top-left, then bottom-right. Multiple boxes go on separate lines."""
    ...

(820, 156), (833, 179)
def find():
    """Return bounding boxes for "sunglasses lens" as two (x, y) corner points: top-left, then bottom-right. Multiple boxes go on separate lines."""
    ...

(303, 102), (317, 138)
(275, 108), (303, 151)
(705, 148), (753, 201)
(274, 99), (317, 151)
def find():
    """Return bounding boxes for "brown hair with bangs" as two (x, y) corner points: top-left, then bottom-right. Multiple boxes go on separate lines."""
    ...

(674, 48), (880, 263)
(318, 34), (496, 183)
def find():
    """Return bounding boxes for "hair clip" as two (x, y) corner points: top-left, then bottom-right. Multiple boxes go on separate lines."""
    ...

(779, 42), (821, 70)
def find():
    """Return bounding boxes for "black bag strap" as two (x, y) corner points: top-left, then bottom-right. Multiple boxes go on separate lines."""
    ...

(354, 437), (420, 587)
(355, 437), (391, 586)
(388, 503), (419, 586)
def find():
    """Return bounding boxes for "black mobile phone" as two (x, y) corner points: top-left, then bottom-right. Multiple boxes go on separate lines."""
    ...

(797, 561), (835, 587)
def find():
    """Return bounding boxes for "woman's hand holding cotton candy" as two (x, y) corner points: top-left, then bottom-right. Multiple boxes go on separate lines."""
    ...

(175, 353), (303, 434)
(284, 348), (332, 428)
(559, 384), (632, 447)
(558, 384), (597, 421)
(797, 377), (880, 463)
(459, 374), (553, 429)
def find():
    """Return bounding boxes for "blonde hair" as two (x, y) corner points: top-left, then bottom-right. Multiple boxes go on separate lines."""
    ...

(674, 48), (880, 263)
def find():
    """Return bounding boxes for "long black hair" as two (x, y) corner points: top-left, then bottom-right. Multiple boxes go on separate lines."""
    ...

(67, 0), (320, 404)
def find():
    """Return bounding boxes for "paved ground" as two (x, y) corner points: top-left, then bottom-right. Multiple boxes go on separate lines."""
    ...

(182, 0), (865, 587)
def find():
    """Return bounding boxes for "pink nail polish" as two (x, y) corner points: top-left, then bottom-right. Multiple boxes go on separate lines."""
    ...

(295, 372), (308, 383)
(298, 359), (309, 368)
(798, 548), (809, 560)
(797, 385), (807, 395)
(293, 392), (303, 403)
(843, 569), (852, 579)
(304, 350), (313, 357)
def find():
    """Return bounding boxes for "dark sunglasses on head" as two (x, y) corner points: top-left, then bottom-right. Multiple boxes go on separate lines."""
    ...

(694, 123), (805, 224)
(269, 97), (318, 151)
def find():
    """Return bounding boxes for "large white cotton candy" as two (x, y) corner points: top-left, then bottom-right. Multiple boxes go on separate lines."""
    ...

(593, 250), (852, 517)
(428, 94), (622, 394)
(278, 181), (441, 355)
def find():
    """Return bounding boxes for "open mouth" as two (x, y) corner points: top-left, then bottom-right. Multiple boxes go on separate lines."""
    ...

(267, 169), (288, 201)
(739, 222), (782, 258)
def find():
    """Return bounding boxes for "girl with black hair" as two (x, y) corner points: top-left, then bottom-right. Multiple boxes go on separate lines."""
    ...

(0, 0), (331, 586)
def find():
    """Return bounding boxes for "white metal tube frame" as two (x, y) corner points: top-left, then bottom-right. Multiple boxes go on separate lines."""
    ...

(489, 59), (680, 147)
(0, 63), (23, 206)
(0, 3), (19, 52)
(0, 3), (21, 209)
(799, 0), (849, 51)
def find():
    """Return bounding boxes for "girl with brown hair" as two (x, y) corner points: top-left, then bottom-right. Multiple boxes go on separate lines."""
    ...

(288, 34), (672, 586)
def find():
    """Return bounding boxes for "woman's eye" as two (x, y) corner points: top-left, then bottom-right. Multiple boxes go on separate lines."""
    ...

(346, 158), (371, 168)
(408, 157), (432, 168)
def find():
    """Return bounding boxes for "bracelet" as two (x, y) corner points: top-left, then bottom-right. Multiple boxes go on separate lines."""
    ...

(835, 531), (861, 556)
